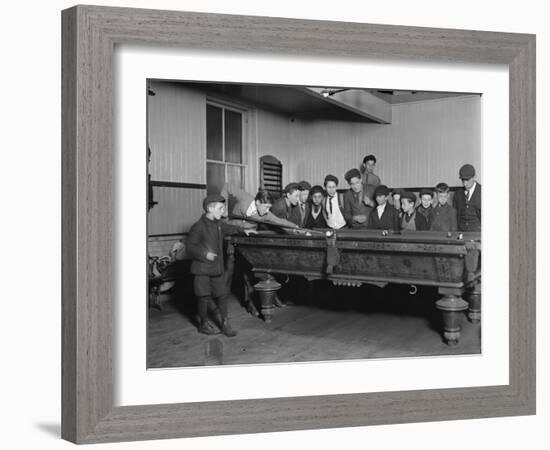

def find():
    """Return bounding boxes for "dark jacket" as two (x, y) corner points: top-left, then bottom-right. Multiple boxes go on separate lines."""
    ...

(271, 197), (301, 227)
(186, 214), (242, 276)
(367, 203), (400, 231)
(401, 211), (429, 231)
(342, 189), (373, 228)
(304, 204), (328, 229)
(416, 205), (434, 229)
(453, 183), (481, 232)
(430, 203), (458, 232)
(297, 201), (311, 227)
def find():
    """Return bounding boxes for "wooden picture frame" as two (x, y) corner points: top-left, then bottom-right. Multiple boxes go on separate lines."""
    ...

(61, 5), (536, 444)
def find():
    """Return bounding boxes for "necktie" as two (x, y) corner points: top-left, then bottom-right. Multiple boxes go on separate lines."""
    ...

(329, 196), (334, 214)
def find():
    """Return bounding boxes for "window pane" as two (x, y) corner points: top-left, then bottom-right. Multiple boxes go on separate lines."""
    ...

(224, 110), (242, 163)
(226, 165), (244, 189)
(206, 105), (223, 161)
(206, 162), (225, 195)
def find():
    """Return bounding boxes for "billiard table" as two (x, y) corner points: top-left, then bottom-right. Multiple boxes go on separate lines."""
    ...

(229, 229), (481, 345)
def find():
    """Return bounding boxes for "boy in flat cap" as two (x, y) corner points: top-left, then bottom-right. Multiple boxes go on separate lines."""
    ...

(416, 189), (435, 229)
(322, 174), (347, 230)
(304, 185), (328, 229)
(367, 185), (400, 231)
(220, 183), (298, 230)
(453, 164), (481, 232)
(343, 168), (372, 229)
(391, 188), (404, 219)
(360, 154), (381, 205)
(430, 182), (458, 232)
(400, 192), (429, 231)
(271, 182), (302, 227)
(186, 194), (254, 336)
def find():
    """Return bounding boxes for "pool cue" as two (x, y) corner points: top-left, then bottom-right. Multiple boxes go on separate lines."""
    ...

(227, 214), (329, 237)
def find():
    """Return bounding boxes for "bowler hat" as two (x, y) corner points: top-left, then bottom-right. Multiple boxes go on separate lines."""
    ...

(459, 164), (476, 179)
(203, 194), (226, 211)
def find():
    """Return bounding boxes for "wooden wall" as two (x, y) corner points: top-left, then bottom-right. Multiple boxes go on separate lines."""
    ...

(148, 81), (206, 183)
(292, 95), (481, 188)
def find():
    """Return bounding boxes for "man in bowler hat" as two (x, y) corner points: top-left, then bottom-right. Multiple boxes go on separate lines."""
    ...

(453, 164), (481, 232)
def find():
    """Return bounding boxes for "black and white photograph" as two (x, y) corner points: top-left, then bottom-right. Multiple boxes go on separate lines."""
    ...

(146, 80), (482, 368)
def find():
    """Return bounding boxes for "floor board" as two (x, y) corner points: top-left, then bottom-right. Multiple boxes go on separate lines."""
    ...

(147, 282), (481, 368)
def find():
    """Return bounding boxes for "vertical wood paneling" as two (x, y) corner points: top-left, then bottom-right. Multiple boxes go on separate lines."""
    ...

(256, 109), (293, 187)
(148, 81), (206, 183)
(148, 187), (205, 235)
(292, 95), (481, 188)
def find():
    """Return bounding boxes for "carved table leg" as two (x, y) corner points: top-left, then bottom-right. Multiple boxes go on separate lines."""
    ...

(467, 281), (481, 324)
(254, 277), (282, 323)
(435, 287), (469, 346)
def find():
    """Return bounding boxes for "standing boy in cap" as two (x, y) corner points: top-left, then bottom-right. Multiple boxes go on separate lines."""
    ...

(416, 189), (435, 229)
(322, 174), (347, 230)
(304, 185), (328, 229)
(367, 185), (400, 231)
(400, 192), (429, 231)
(430, 182), (458, 232)
(453, 164), (481, 232)
(186, 194), (255, 336)
(271, 182), (302, 227)
(360, 154), (381, 205)
(343, 168), (373, 229)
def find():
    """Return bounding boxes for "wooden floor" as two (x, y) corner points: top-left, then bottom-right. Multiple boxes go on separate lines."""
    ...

(147, 281), (481, 368)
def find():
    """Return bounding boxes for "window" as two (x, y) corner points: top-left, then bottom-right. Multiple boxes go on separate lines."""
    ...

(206, 102), (246, 194)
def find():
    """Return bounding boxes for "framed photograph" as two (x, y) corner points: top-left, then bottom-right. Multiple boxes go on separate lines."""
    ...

(61, 5), (535, 444)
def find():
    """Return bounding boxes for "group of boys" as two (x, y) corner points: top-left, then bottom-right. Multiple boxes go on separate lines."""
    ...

(186, 155), (481, 336)
(259, 156), (481, 234)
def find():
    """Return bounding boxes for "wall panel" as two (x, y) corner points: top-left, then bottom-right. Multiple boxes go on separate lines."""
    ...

(148, 186), (205, 235)
(292, 95), (481, 188)
(148, 81), (206, 183)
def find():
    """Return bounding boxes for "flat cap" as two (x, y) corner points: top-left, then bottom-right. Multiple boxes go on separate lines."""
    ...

(323, 174), (339, 186)
(283, 182), (300, 194)
(419, 188), (434, 198)
(435, 182), (450, 192)
(391, 188), (403, 197)
(459, 164), (476, 179)
(344, 168), (361, 183)
(310, 185), (325, 196)
(203, 194), (225, 211)
(401, 191), (417, 203)
(374, 184), (390, 197)
(298, 180), (312, 191)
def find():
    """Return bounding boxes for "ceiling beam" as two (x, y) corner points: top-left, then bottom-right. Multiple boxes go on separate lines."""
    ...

(301, 87), (392, 124)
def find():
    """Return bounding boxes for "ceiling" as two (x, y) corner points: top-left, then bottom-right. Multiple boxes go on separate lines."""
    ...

(157, 81), (479, 123)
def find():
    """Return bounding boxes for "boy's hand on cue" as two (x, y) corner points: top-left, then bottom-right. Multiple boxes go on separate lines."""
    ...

(206, 252), (217, 261)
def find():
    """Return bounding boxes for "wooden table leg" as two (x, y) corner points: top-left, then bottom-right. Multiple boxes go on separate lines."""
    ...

(467, 281), (481, 323)
(435, 287), (469, 345)
(254, 276), (281, 323)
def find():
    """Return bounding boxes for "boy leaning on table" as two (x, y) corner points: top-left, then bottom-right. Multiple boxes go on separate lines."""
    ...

(186, 194), (256, 337)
